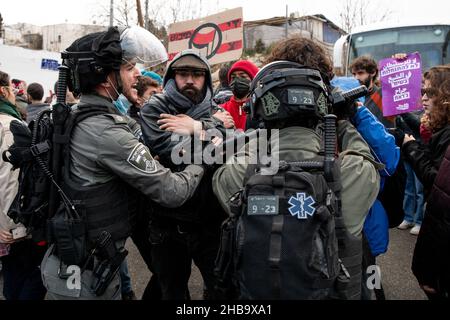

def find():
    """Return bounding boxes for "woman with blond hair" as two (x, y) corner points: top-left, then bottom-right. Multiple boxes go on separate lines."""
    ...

(402, 64), (450, 299)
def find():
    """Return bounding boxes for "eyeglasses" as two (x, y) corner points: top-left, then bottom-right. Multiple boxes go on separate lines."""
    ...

(421, 87), (437, 97)
(174, 70), (206, 79)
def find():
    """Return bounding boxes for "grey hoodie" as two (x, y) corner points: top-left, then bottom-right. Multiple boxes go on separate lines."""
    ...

(163, 49), (213, 92)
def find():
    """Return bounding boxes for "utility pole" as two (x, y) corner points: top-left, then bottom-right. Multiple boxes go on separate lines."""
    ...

(144, 0), (149, 29)
(136, 0), (144, 27)
(285, 4), (288, 39)
(0, 13), (4, 41)
(109, 0), (114, 27)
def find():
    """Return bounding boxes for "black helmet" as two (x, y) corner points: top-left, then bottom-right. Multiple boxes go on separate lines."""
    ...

(247, 61), (332, 122)
(63, 26), (167, 95)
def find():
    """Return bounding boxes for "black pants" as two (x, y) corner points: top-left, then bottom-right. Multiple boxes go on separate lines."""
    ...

(130, 224), (162, 300)
(148, 220), (220, 300)
(0, 240), (47, 300)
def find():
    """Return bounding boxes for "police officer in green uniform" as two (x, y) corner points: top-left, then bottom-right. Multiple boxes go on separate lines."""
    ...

(213, 36), (382, 299)
(40, 26), (205, 300)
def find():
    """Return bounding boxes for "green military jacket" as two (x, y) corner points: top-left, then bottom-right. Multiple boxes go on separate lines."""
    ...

(212, 120), (381, 237)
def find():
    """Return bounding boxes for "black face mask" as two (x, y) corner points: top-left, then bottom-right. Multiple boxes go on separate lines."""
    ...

(230, 77), (251, 99)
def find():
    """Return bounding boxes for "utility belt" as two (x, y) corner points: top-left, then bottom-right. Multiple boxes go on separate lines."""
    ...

(55, 231), (127, 297)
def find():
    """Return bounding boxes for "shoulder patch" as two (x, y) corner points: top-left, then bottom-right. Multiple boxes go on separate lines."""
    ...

(104, 114), (127, 124)
(127, 143), (157, 173)
(261, 91), (280, 116)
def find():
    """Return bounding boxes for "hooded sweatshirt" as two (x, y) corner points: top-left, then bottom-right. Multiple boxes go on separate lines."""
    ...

(140, 50), (225, 168)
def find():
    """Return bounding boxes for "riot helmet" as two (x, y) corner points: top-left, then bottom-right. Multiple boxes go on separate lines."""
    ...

(247, 61), (332, 124)
(63, 26), (167, 95)
(119, 25), (168, 66)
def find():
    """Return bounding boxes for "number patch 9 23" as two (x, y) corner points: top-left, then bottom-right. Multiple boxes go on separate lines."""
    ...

(247, 196), (279, 216)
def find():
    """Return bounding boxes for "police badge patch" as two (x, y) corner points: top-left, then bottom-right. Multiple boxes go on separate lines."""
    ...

(127, 143), (157, 173)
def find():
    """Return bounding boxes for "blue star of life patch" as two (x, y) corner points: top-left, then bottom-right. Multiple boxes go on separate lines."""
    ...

(288, 192), (316, 219)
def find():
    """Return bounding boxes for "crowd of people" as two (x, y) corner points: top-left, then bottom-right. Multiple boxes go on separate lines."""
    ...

(0, 24), (449, 301)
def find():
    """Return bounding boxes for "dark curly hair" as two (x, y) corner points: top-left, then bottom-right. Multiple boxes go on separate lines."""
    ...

(265, 36), (333, 83)
(349, 55), (379, 79)
(136, 76), (159, 98)
(424, 65), (450, 131)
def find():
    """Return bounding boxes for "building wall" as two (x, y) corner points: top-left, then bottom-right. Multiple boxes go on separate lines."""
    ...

(42, 24), (106, 52)
(23, 34), (43, 50)
(244, 18), (342, 52)
(244, 25), (285, 49)
(4, 23), (42, 47)
(3, 23), (106, 52)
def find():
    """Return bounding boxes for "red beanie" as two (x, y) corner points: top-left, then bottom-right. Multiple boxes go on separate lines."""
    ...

(228, 60), (259, 82)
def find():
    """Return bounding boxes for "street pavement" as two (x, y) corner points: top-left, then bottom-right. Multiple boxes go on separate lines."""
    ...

(0, 228), (427, 300)
(126, 227), (427, 300)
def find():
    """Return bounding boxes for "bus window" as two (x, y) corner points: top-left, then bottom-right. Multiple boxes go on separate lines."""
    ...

(348, 25), (449, 74)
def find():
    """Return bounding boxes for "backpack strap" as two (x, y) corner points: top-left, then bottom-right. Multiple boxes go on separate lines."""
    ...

(269, 214), (284, 299)
(269, 170), (286, 299)
(60, 106), (112, 180)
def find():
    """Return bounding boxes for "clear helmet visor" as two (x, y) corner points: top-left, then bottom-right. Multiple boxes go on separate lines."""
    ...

(120, 26), (168, 67)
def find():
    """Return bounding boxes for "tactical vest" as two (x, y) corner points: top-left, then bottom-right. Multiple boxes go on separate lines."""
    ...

(48, 106), (133, 266)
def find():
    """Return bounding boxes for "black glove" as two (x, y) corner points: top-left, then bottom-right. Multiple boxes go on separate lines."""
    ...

(387, 127), (405, 147)
(230, 77), (251, 99)
(2, 120), (32, 169)
(333, 101), (358, 121)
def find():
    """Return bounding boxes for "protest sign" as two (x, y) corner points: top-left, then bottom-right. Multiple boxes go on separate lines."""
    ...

(379, 52), (422, 116)
(168, 7), (243, 65)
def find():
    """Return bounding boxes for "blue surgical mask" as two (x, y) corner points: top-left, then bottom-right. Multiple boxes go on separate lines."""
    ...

(113, 94), (132, 115)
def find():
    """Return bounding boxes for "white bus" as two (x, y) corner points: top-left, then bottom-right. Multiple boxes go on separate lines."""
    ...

(333, 21), (450, 75)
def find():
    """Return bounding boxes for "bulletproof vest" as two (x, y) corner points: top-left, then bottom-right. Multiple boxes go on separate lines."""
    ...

(48, 106), (133, 265)
(66, 108), (133, 242)
(60, 176), (132, 246)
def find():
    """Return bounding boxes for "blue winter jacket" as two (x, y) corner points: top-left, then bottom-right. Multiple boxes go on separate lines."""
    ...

(331, 77), (400, 256)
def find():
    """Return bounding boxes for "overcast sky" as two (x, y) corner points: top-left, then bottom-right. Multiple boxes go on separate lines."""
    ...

(1, 0), (449, 28)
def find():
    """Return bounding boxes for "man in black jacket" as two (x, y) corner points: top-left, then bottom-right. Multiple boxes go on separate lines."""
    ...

(140, 50), (227, 299)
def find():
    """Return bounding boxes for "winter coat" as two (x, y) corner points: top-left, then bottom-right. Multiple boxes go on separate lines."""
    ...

(353, 105), (399, 255)
(402, 124), (450, 197)
(412, 144), (450, 297)
(0, 100), (25, 256)
(220, 96), (247, 131)
(396, 111), (423, 140)
(332, 77), (398, 256)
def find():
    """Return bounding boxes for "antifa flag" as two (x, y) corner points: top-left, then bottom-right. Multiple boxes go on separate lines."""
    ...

(168, 7), (243, 65)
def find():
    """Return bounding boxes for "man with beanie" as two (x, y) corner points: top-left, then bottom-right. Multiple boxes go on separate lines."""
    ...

(220, 60), (259, 130)
(140, 49), (228, 300)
